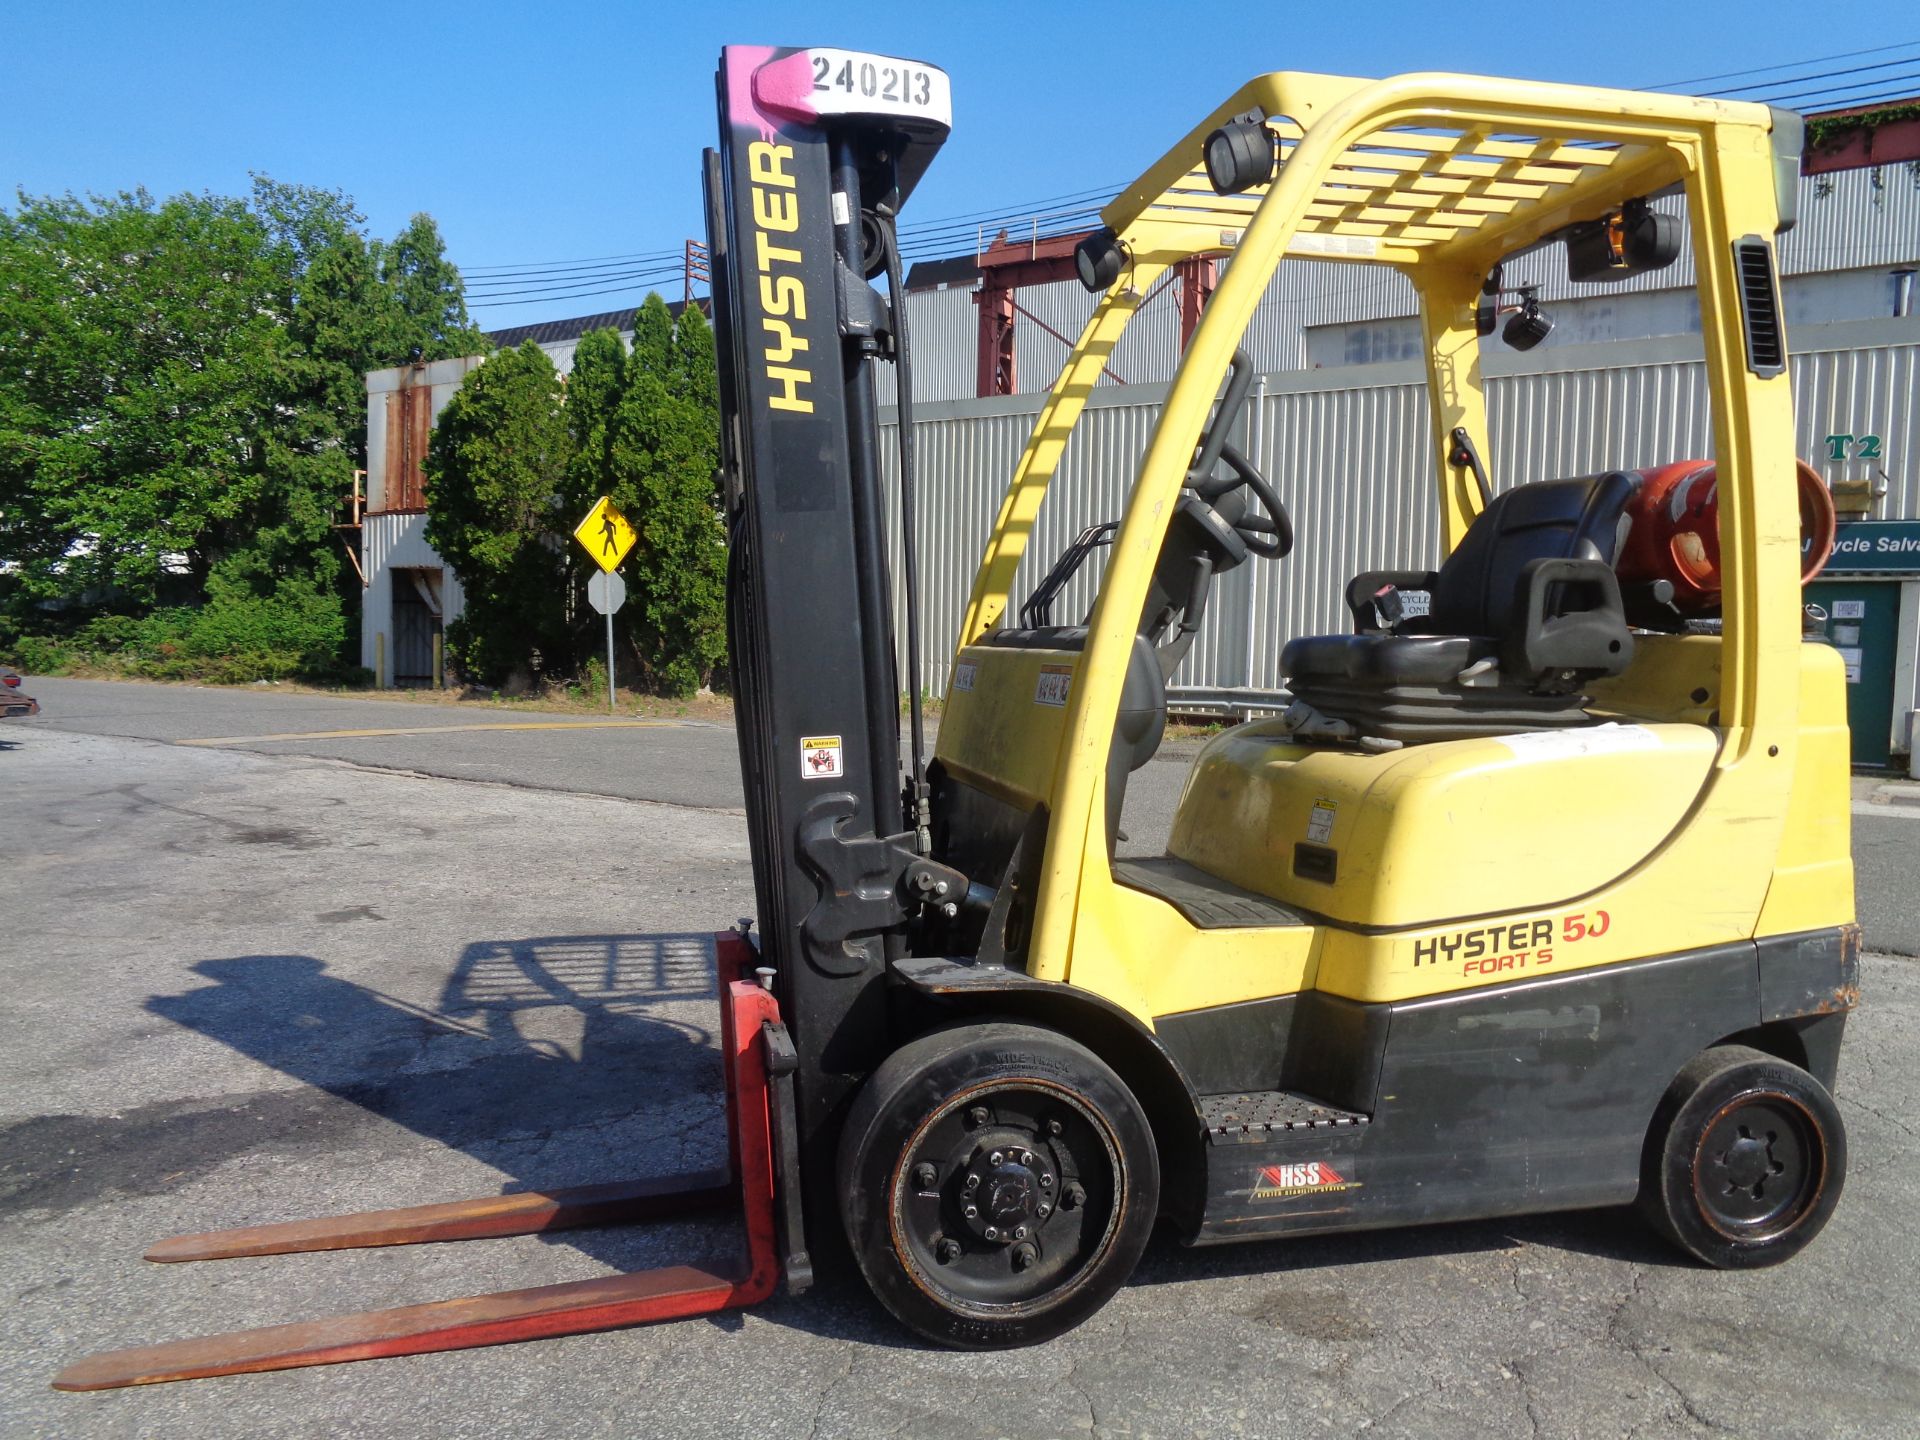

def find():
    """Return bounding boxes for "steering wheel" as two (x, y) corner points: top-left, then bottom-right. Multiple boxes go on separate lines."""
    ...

(1187, 442), (1293, 559)
(1180, 348), (1293, 562)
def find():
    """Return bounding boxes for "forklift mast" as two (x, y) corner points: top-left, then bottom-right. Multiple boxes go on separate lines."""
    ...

(704, 47), (953, 1235)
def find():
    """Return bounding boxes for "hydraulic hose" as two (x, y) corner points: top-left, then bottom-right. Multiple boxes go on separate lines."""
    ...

(879, 169), (931, 853)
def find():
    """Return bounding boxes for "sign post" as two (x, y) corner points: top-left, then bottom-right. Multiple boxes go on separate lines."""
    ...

(573, 497), (638, 714)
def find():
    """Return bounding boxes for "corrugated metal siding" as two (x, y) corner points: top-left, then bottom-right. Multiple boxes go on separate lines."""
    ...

(875, 286), (978, 407)
(359, 512), (464, 677)
(884, 319), (1920, 702)
(1792, 336), (1920, 519)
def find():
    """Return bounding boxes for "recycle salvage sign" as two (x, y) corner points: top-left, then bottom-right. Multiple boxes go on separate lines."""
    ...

(1823, 519), (1920, 575)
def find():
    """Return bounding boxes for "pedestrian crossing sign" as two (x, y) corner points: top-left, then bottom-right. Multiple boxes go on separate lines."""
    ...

(574, 496), (637, 572)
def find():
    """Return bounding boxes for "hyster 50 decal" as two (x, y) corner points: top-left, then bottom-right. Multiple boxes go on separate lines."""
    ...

(1410, 908), (1612, 976)
(1251, 1162), (1359, 1201)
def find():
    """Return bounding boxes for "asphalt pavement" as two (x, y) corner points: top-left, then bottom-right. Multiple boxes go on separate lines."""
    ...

(3, 680), (1917, 1439)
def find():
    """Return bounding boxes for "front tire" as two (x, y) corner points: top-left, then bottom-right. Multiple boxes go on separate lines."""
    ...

(838, 1021), (1159, 1348)
(1638, 1044), (1846, 1269)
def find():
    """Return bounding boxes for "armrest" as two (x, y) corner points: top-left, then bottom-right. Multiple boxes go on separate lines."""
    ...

(1345, 569), (1439, 632)
(1504, 557), (1634, 680)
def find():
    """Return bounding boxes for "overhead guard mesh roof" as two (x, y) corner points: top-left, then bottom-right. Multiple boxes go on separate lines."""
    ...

(1139, 114), (1643, 259)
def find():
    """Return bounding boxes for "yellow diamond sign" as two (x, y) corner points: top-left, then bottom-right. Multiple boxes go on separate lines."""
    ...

(574, 496), (637, 572)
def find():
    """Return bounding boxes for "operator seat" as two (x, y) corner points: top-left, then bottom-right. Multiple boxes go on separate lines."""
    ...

(1281, 472), (1642, 744)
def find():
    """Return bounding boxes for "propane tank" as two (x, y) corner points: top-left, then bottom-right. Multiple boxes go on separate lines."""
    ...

(1614, 458), (1837, 614)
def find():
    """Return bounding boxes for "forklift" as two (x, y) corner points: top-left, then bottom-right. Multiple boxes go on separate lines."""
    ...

(58, 46), (1857, 1387)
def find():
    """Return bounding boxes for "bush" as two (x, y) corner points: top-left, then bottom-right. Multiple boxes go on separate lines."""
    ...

(4, 584), (349, 684)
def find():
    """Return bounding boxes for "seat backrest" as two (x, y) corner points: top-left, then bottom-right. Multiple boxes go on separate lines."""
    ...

(1427, 471), (1639, 637)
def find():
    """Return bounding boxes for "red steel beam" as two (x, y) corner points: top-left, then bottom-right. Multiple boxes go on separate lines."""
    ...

(1176, 255), (1218, 351)
(1803, 115), (1920, 175)
(976, 283), (1018, 397)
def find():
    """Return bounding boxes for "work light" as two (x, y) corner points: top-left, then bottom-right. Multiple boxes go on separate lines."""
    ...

(1503, 292), (1554, 351)
(1074, 228), (1127, 293)
(1203, 121), (1275, 195)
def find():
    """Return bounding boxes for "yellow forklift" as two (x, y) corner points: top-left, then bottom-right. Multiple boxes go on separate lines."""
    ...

(58, 50), (1855, 1386)
(895, 64), (1857, 1346)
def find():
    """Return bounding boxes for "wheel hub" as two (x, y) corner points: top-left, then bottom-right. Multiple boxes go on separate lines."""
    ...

(890, 1082), (1124, 1312)
(1696, 1095), (1819, 1238)
(957, 1139), (1057, 1244)
(1719, 1127), (1783, 1197)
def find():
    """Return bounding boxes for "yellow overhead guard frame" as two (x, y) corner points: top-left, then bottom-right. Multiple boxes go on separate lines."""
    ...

(947, 70), (1832, 1018)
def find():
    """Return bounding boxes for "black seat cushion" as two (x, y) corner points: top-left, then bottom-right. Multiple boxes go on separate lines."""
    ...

(1282, 633), (1496, 689)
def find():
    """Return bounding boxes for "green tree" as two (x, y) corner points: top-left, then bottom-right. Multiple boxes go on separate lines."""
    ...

(629, 292), (675, 376)
(0, 177), (489, 677)
(562, 327), (627, 517)
(422, 341), (573, 686)
(608, 298), (725, 696)
(0, 187), (294, 609)
(373, 213), (490, 364)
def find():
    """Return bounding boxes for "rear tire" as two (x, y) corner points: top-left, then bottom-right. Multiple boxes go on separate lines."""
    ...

(838, 1021), (1158, 1348)
(1637, 1044), (1846, 1269)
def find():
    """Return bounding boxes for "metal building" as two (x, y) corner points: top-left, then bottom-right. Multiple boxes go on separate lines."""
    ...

(358, 356), (482, 685)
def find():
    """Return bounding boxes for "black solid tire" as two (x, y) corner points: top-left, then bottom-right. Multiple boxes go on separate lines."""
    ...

(1638, 1044), (1846, 1269)
(838, 1021), (1159, 1349)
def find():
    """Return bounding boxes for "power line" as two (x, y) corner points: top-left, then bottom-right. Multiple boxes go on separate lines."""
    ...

(1700, 51), (1920, 99)
(1790, 81), (1920, 112)
(463, 246), (683, 275)
(1644, 39), (1920, 91)
(469, 278), (681, 310)
(1752, 70), (1920, 108)
(459, 184), (1126, 290)
(466, 264), (687, 305)
(462, 251), (686, 283)
(467, 275), (683, 301)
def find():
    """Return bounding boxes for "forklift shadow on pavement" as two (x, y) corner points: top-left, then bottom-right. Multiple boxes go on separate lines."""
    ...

(142, 935), (739, 1280)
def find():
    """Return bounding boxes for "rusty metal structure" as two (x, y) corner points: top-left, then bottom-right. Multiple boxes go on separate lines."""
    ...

(972, 231), (1218, 396)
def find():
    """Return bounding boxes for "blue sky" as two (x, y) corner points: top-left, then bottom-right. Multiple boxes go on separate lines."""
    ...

(4, 2), (1915, 331)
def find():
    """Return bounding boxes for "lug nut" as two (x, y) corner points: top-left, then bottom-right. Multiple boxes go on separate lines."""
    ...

(1013, 1225), (1029, 1240)
(1019, 1149), (1034, 1166)
(1047, 1119), (1064, 1137)
(1039, 1174), (1054, 1190)
(1012, 1241), (1038, 1271)
(912, 1163), (938, 1190)
(984, 1225), (999, 1241)
(1037, 1202), (1052, 1218)
(1064, 1182), (1087, 1210)
(937, 1238), (962, 1264)
(966, 1106), (990, 1128)
(989, 1150), (1004, 1166)
(965, 1172), (981, 1191)
(963, 1203), (978, 1219)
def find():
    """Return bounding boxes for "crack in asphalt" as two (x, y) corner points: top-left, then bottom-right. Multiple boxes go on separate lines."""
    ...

(801, 1347), (856, 1440)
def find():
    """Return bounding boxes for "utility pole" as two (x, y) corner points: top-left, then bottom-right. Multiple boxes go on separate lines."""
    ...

(684, 239), (711, 311)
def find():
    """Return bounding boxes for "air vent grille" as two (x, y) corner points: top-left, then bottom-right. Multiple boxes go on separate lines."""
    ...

(1733, 237), (1785, 378)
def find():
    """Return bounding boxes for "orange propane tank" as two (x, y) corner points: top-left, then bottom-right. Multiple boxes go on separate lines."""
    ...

(1615, 458), (1837, 614)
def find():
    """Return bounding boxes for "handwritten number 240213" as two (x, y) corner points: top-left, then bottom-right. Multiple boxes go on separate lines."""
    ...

(812, 57), (933, 107)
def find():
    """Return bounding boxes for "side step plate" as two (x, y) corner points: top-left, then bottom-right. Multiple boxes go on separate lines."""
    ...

(55, 934), (792, 1391)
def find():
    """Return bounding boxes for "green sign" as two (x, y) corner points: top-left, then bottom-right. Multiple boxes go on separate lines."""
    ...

(1823, 519), (1920, 574)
